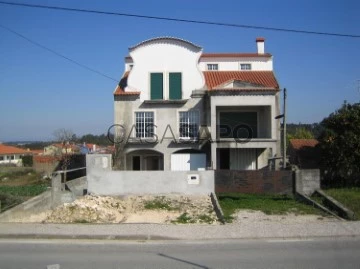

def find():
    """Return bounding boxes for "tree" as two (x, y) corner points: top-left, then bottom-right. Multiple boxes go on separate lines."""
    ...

(318, 102), (360, 186)
(52, 128), (76, 183)
(53, 128), (76, 144)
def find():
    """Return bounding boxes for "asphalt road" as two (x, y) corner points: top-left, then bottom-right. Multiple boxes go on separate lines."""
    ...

(0, 237), (359, 269)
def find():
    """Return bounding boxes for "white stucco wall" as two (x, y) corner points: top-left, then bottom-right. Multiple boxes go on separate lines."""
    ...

(198, 57), (273, 71)
(126, 39), (205, 101)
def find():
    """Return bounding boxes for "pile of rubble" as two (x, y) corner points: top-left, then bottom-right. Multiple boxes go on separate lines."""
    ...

(44, 194), (218, 224)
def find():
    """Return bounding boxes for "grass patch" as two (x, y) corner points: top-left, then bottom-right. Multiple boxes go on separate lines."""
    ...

(0, 193), (24, 212)
(172, 213), (196, 224)
(198, 214), (215, 224)
(218, 193), (323, 223)
(0, 167), (35, 180)
(0, 184), (48, 212)
(0, 185), (48, 197)
(73, 219), (90, 224)
(323, 188), (360, 220)
(144, 197), (179, 211)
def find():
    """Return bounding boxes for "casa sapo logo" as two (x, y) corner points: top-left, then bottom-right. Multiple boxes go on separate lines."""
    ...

(107, 124), (254, 144)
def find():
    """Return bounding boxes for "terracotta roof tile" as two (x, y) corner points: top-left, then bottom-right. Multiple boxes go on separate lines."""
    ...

(113, 71), (140, 96)
(33, 155), (60, 163)
(114, 85), (141, 96)
(203, 71), (279, 90)
(0, 144), (29, 155)
(290, 139), (319, 150)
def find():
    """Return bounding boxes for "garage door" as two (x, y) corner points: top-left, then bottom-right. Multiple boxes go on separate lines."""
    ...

(171, 153), (206, 171)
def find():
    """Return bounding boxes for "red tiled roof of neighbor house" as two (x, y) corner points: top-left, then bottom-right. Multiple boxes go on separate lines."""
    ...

(289, 139), (319, 150)
(0, 144), (29, 155)
(203, 71), (279, 90)
(33, 155), (61, 163)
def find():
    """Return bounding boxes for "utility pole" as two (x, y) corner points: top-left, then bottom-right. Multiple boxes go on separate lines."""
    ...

(283, 88), (287, 169)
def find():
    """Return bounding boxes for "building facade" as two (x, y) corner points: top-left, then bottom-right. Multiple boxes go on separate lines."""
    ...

(0, 144), (30, 166)
(113, 37), (281, 171)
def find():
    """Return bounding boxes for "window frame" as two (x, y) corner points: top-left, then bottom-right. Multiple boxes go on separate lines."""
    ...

(207, 64), (219, 71)
(178, 110), (200, 140)
(134, 111), (155, 138)
(240, 63), (252, 70)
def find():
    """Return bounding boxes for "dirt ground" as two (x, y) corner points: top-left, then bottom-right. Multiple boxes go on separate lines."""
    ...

(18, 195), (219, 224)
(7, 194), (338, 225)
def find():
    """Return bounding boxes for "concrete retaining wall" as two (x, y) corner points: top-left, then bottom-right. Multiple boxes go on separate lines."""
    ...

(66, 176), (87, 197)
(0, 190), (52, 222)
(215, 170), (293, 195)
(88, 170), (214, 195)
(295, 169), (320, 195)
(86, 154), (214, 195)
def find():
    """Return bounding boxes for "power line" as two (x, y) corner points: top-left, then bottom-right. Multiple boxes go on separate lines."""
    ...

(0, 24), (118, 82)
(0, 1), (359, 38)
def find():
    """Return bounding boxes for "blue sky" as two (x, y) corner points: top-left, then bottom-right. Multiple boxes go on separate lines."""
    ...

(0, 0), (359, 141)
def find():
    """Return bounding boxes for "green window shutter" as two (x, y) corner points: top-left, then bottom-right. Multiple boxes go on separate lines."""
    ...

(169, 72), (182, 100)
(150, 73), (163, 100)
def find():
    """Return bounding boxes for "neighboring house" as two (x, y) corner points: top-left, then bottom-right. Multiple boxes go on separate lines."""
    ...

(289, 139), (320, 169)
(44, 143), (79, 156)
(79, 143), (97, 154)
(114, 37), (281, 171)
(0, 143), (30, 166)
(30, 149), (44, 156)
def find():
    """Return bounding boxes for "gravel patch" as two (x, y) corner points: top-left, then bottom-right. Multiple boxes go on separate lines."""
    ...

(233, 210), (339, 224)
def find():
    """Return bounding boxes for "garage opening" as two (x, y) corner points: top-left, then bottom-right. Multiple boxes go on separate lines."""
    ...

(171, 149), (206, 171)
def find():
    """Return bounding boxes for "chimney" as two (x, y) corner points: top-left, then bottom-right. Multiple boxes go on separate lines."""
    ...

(256, 37), (265, 54)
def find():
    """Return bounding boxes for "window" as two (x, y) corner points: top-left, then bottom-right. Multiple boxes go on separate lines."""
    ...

(179, 111), (199, 139)
(135, 112), (154, 138)
(10, 155), (15, 160)
(207, 64), (218, 70)
(240, 64), (252, 70)
(0, 156), (3, 161)
(150, 73), (163, 100)
(219, 112), (257, 139)
(169, 72), (182, 100)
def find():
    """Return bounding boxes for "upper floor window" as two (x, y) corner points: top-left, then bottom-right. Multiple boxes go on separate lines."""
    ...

(240, 64), (252, 70)
(207, 64), (218, 71)
(169, 72), (182, 100)
(135, 112), (154, 138)
(179, 110), (199, 139)
(150, 73), (163, 100)
(150, 72), (182, 100)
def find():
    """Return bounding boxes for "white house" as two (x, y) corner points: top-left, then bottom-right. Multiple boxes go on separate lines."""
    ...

(113, 37), (281, 171)
(0, 143), (30, 166)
